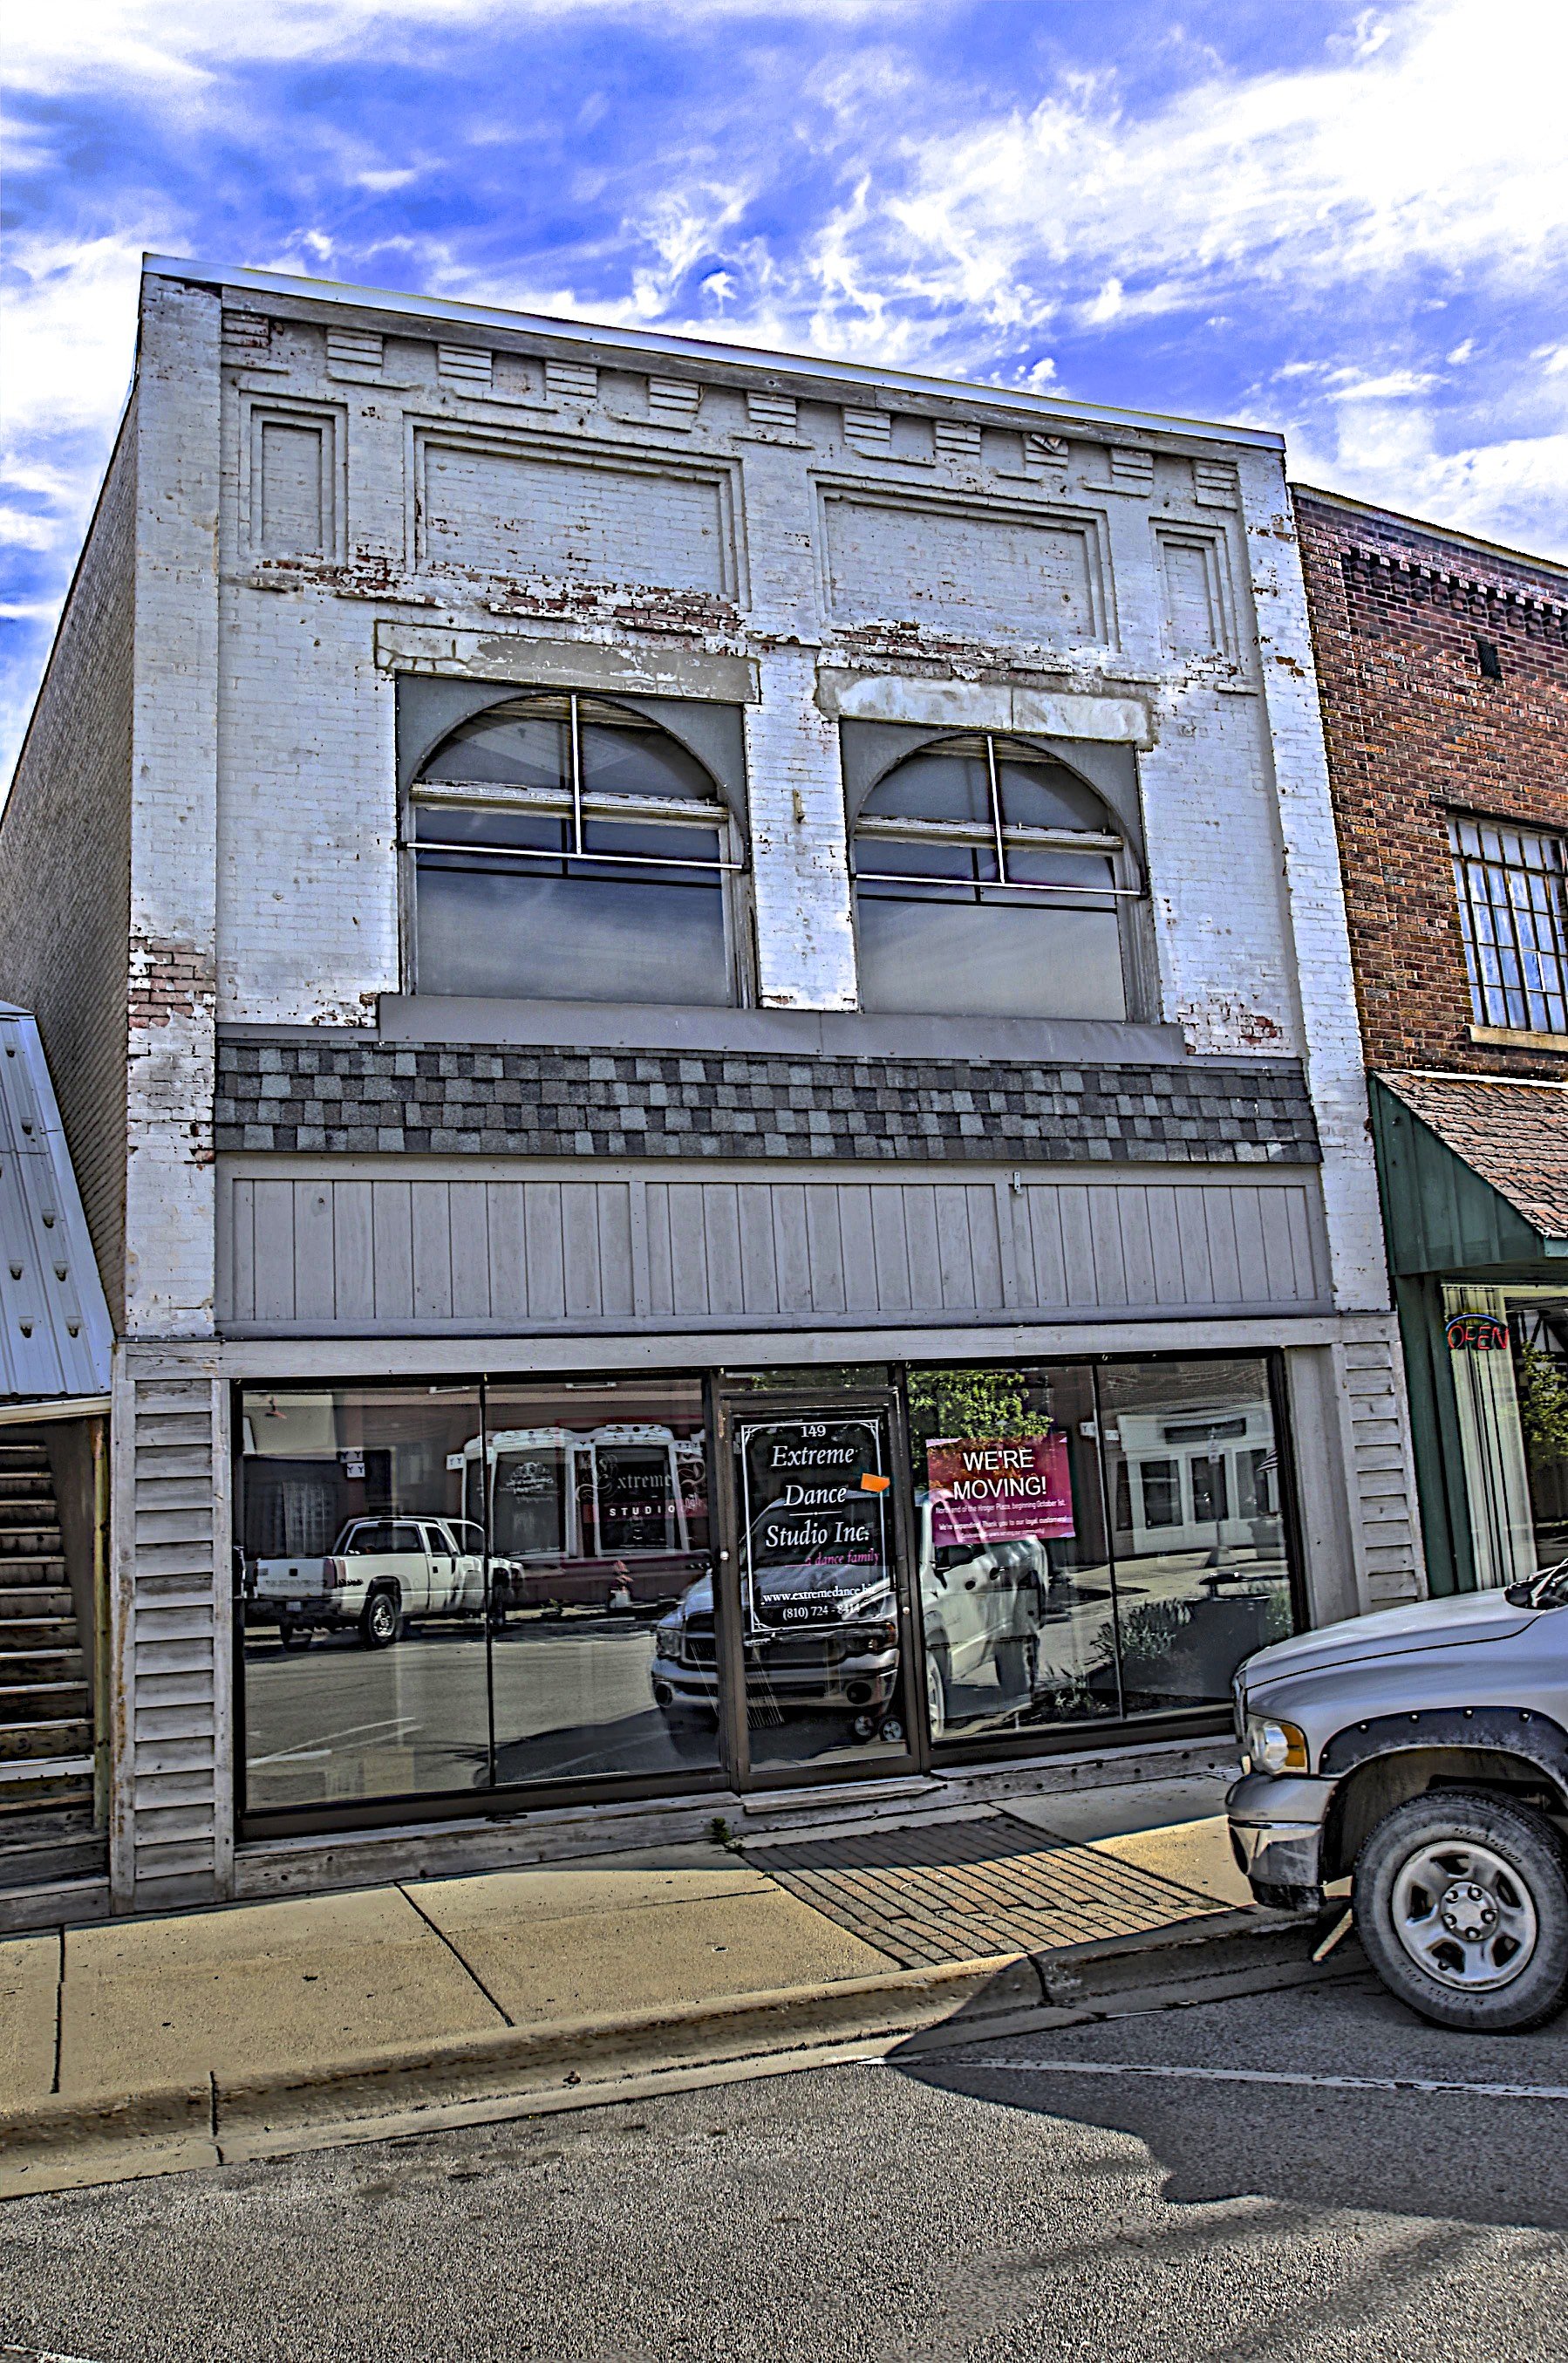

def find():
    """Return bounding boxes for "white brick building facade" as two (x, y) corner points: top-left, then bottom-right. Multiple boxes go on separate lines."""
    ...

(0, 257), (1422, 1916)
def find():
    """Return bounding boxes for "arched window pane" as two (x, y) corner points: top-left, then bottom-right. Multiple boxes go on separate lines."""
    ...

(861, 752), (991, 825)
(412, 696), (736, 1006)
(995, 760), (1108, 833)
(852, 734), (1128, 1021)
(579, 721), (717, 803)
(420, 710), (568, 791)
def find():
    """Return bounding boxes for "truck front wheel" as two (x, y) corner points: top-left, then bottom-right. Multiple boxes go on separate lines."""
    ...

(1353, 1788), (1568, 2032)
(359, 1589), (403, 1650)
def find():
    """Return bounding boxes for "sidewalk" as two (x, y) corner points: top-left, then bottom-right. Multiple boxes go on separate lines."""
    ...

(1, 1773), (1335, 2198)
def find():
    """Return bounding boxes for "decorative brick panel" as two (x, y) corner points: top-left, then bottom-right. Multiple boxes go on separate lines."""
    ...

(215, 1034), (1319, 1164)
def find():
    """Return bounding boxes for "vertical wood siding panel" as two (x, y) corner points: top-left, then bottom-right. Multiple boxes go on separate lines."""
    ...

(1203, 1191), (1244, 1305)
(1057, 1185), (1096, 1308)
(332, 1182), (376, 1322)
(1231, 1187), (1269, 1303)
(1255, 1187), (1297, 1306)
(561, 1184), (603, 1317)
(410, 1183), (453, 1320)
(524, 1181), (565, 1320)
(1024, 1187), (1067, 1310)
(1143, 1186), (1185, 1306)
(1284, 1185), (1319, 1303)
(836, 1185), (878, 1312)
(772, 1184), (812, 1314)
(1175, 1187), (1217, 1305)
(965, 1185), (1005, 1308)
(1116, 1187), (1157, 1309)
(869, 1187), (913, 1314)
(371, 1182), (413, 1321)
(597, 1182), (636, 1318)
(900, 1186), (942, 1315)
(932, 1186), (976, 1310)
(485, 1184), (528, 1322)
(293, 1183), (336, 1322)
(228, 1179), (256, 1322)
(804, 1187), (848, 1314)
(702, 1183), (744, 1317)
(644, 1182), (674, 1316)
(447, 1183), (492, 1320)
(1087, 1187), (1129, 1307)
(666, 1182), (710, 1315)
(250, 1181), (297, 1322)
(737, 1185), (780, 1315)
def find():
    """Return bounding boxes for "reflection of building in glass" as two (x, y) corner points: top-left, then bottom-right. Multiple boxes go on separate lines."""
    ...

(467, 1423), (706, 1561)
(1111, 1399), (1278, 1554)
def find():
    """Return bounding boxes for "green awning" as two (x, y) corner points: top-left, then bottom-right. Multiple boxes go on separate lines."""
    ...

(1370, 1072), (1568, 1278)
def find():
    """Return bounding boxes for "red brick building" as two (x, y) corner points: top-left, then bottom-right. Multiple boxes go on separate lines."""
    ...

(1297, 486), (1568, 1595)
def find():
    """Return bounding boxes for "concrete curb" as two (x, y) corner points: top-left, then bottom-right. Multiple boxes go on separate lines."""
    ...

(0, 1908), (1332, 2198)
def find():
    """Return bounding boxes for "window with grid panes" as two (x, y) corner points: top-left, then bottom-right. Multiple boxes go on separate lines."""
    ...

(409, 693), (745, 1006)
(1449, 817), (1568, 1035)
(850, 734), (1134, 1019)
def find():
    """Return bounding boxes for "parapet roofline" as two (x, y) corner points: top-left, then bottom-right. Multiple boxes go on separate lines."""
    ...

(1293, 481), (1568, 589)
(142, 253), (1286, 454)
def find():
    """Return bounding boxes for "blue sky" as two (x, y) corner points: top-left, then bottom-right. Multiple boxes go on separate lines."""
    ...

(5, 0), (1565, 776)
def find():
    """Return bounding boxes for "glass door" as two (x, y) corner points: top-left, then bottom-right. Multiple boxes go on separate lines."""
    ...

(712, 1386), (920, 1786)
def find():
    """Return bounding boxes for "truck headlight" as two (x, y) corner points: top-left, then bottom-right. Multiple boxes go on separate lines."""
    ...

(1244, 1713), (1309, 1775)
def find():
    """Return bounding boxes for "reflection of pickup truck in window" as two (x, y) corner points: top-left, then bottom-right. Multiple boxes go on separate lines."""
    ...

(246, 1518), (492, 1649)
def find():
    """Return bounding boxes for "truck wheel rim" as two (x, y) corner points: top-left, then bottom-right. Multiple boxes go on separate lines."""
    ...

(1390, 1839), (1539, 1992)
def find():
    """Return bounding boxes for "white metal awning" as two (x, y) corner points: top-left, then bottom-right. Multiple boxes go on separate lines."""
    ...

(0, 1003), (113, 1404)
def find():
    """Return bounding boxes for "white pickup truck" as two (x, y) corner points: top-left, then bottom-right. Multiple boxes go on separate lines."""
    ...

(248, 1517), (491, 1649)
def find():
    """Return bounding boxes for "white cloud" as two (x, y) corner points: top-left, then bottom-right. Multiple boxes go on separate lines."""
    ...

(834, 1), (1568, 332)
(8, 0), (919, 102)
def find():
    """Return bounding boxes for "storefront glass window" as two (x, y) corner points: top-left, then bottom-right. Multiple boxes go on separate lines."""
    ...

(907, 1364), (1121, 1738)
(238, 1352), (1299, 1827)
(239, 1386), (489, 1811)
(1094, 1358), (1293, 1714)
(1509, 1300), (1568, 1572)
(481, 1377), (719, 1786)
(908, 1355), (1295, 1740)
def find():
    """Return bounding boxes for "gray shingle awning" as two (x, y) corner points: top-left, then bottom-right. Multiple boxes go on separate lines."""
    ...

(0, 1003), (112, 1403)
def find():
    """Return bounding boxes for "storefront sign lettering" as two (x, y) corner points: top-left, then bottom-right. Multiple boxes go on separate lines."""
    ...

(738, 1415), (892, 1631)
(927, 1431), (1075, 1545)
(1445, 1314), (1510, 1354)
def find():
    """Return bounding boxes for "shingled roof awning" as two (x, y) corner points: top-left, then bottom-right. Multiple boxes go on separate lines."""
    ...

(0, 1003), (113, 1406)
(1370, 1070), (1568, 1278)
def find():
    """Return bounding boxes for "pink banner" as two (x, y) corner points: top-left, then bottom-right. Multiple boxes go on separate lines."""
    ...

(927, 1432), (1075, 1546)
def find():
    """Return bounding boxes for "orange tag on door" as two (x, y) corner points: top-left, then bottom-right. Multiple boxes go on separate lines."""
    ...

(859, 1472), (890, 1492)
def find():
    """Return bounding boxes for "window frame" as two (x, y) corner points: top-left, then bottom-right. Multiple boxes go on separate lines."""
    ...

(1449, 812), (1568, 1038)
(403, 688), (754, 1007)
(847, 727), (1147, 1021)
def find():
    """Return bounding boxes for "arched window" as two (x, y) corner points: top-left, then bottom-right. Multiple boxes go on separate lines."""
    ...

(409, 693), (744, 1005)
(850, 734), (1135, 1020)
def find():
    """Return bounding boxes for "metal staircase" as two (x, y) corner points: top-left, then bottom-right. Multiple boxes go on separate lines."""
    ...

(0, 1437), (101, 1889)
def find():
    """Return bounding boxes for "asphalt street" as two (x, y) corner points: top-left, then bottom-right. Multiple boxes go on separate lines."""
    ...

(4, 1967), (1568, 2362)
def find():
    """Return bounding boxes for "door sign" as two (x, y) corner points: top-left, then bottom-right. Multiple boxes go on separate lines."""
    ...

(737, 1416), (893, 1634)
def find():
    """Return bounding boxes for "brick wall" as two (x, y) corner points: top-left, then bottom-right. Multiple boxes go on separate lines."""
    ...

(0, 402), (136, 1322)
(1295, 488), (1568, 1077)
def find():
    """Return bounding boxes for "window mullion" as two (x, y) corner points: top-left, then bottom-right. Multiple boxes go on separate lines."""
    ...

(985, 733), (1009, 885)
(569, 690), (584, 859)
